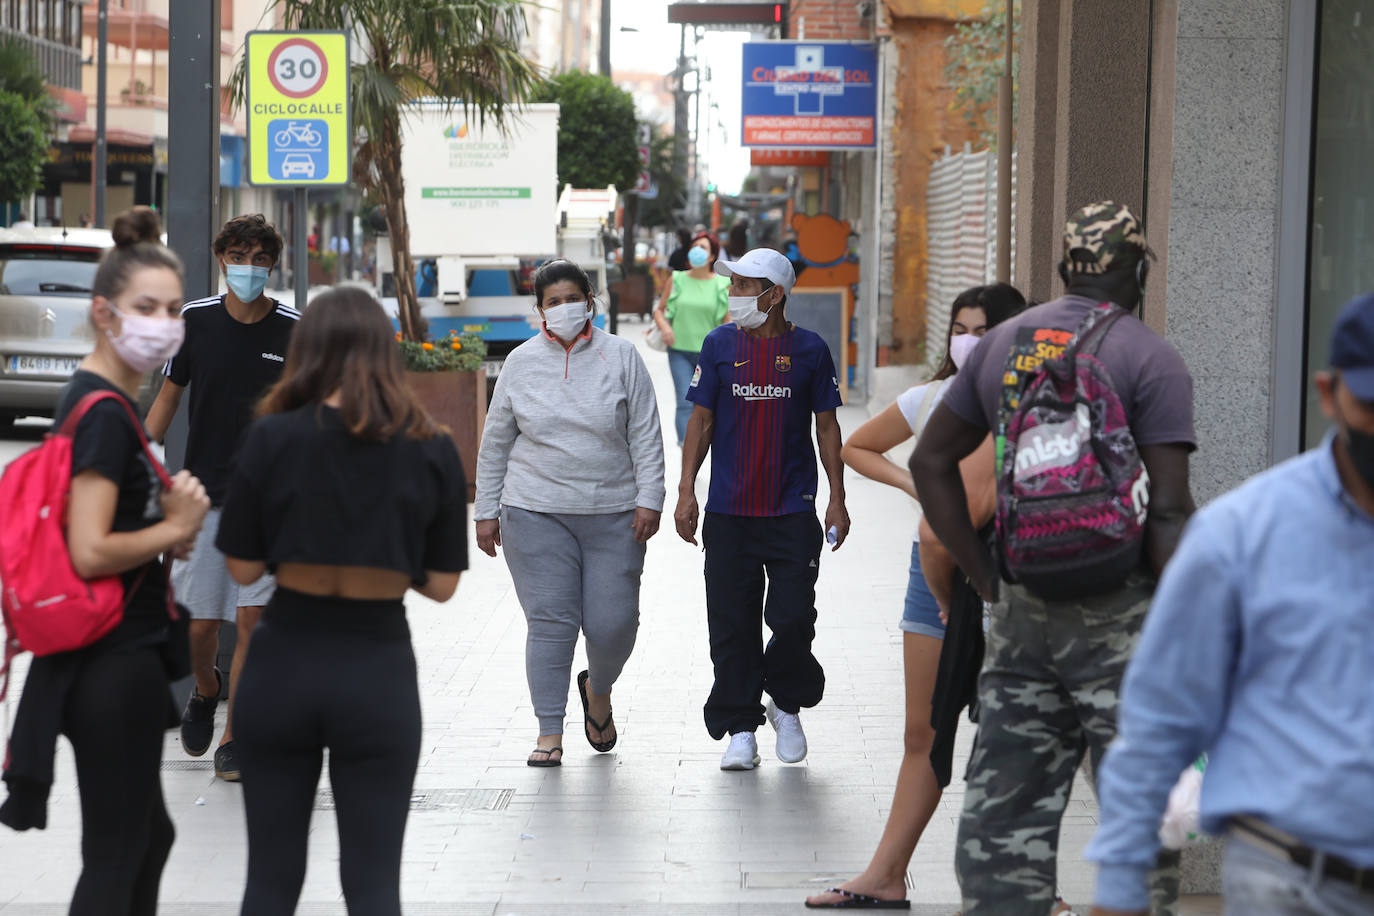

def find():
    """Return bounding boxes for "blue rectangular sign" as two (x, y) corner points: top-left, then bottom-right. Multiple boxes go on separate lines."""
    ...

(741, 41), (878, 150)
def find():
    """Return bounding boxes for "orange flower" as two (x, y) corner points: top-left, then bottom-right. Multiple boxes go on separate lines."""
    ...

(451, 342), (462, 351)
(394, 332), (402, 341)
(421, 342), (434, 351)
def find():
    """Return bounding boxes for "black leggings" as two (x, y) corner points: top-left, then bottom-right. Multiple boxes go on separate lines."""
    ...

(64, 647), (175, 916)
(235, 588), (422, 916)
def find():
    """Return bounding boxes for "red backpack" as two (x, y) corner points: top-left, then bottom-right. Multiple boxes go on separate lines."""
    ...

(0, 390), (174, 699)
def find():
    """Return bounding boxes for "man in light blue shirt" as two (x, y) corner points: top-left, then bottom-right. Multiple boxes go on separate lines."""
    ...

(1086, 292), (1374, 916)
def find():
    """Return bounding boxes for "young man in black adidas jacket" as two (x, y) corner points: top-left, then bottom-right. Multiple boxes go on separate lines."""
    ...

(145, 214), (299, 782)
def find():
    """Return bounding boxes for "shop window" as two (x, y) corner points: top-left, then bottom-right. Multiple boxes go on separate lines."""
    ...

(1306, 0), (1374, 446)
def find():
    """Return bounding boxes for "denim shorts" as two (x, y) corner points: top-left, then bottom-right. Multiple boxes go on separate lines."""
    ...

(900, 541), (946, 638)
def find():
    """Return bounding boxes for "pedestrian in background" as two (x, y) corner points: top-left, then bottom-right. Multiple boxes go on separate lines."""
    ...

(912, 202), (1195, 915)
(145, 213), (299, 783)
(1086, 292), (1374, 916)
(722, 218), (750, 263)
(216, 287), (468, 916)
(806, 282), (1026, 910)
(675, 248), (849, 771)
(667, 227), (693, 272)
(651, 231), (731, 447)
(0, 208), (210, 915)
(474, 259), (666, 768)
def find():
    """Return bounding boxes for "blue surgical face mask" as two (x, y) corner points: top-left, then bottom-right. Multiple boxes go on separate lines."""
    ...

(225, 264), (270, 303)
(687, 246), (709, 268)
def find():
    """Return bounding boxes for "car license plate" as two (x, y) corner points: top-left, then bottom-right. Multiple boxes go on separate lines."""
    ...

(482, 360), (502, 379)
(8, 355), (81, 377)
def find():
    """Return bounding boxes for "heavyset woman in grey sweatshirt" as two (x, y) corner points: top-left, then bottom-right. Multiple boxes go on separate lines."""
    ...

(474, 260), (666, 767)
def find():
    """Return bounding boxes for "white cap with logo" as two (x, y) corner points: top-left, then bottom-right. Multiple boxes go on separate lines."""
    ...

(714, 248), (797, 294)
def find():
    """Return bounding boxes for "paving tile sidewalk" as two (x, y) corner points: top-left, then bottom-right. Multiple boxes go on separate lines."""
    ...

(0, 323), (1220, 914)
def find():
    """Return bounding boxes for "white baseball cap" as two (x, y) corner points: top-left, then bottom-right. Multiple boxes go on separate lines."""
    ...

(714, 248), (797, 294)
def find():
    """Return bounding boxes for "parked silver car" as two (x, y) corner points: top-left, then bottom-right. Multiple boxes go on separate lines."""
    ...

(0, 227), (159, 429)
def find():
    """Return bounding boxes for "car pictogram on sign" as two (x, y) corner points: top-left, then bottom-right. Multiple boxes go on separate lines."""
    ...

(279, 153), (317, 179)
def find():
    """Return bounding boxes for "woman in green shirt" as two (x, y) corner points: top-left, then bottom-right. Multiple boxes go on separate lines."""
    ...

(652, 232), (730, 445)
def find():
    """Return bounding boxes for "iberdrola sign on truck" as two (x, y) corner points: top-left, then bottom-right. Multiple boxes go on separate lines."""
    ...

(377, 101), (614, 375)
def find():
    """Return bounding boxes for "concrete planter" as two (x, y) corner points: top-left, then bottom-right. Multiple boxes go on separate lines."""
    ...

(405, 369), (487, 503)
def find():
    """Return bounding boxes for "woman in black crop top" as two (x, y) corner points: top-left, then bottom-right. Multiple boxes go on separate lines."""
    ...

(217, 286), (468, 916)
(0, 208), (211, 916)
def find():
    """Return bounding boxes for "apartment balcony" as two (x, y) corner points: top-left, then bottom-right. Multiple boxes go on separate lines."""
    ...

(0, 26), (82, 90)
(81, 5), (233, 56)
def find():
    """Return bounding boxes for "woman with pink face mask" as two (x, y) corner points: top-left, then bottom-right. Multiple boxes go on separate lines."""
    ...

(805, 283), (1027, 910)
(0, 208), (210, 916)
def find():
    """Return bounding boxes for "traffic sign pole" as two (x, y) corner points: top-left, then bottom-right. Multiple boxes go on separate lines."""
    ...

(294, 188), (307, 310)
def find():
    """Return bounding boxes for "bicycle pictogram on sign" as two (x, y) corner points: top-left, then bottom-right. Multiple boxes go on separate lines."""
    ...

(267, 119), (328, 181)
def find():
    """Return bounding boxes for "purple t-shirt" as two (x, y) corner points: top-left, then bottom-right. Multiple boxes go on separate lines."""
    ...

(941, 295), (1196, 448)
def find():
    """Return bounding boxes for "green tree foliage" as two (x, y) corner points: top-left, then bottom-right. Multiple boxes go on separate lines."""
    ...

(0, 90), (48, 205)
(229, 0), (542, 341)
(943, 1), (1020, 149)
(534, 70), (639, 194)
(636, 126), (685, 231)
(0, 38), (55, 124)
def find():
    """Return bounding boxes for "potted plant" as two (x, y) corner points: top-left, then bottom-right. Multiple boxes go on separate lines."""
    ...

(398, 330), (489, 501)
(308, 251), (337, 287)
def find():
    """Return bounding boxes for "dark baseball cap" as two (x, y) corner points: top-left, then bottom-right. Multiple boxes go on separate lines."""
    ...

(1331, 292), (1374, 402)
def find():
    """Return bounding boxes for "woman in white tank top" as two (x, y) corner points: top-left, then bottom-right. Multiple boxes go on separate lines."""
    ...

(805, 284), (1033, 911)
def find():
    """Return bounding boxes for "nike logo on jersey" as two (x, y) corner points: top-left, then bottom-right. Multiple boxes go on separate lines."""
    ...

(735, 360), (749, 367)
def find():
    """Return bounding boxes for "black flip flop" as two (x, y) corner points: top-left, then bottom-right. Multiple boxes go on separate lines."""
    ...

(577, 669), (617, 752)
(526, 746), (562, 768)
(804, 888), (911, 909)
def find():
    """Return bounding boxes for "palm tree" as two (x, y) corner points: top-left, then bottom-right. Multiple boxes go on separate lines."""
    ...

(231, 0), (541, 340)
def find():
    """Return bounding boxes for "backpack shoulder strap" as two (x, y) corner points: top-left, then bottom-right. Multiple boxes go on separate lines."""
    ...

(57, 389), (172, 489)
(57, 389), (123, 439)
(1071, 303), (1129, 359)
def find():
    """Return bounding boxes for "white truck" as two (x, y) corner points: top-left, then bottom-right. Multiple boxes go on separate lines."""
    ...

(377, 101), (616, 375)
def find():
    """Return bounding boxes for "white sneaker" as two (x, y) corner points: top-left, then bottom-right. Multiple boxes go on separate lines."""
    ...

(766, 700), (807, 763)
(719, 732), (761, 770)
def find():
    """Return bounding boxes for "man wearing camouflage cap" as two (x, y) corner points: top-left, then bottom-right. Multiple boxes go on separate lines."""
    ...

(910, 202), (1196, 914)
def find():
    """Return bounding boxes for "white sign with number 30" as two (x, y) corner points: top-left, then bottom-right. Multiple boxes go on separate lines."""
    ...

(269, 39), (328, 98)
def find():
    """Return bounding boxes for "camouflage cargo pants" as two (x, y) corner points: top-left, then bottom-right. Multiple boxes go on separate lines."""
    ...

(955, 575), (1181, 915)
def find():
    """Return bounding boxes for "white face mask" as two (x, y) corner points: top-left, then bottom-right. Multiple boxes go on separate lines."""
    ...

(542, 300), (589, 340)
(728, 292), (771, 330)
(105, 306), (185, 373)
(948, 333), (980, 370)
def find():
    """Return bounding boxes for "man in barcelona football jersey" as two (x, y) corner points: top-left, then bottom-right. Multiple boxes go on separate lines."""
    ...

(674, 248), (850, 771)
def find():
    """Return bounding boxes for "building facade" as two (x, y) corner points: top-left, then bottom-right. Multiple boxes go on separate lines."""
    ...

(16, 0), (282, 229)
(1013, 0), (1366, 503)
(756, 0), (986, 397)
(0, 0), (88, 222)
(521, 0), (601, 74)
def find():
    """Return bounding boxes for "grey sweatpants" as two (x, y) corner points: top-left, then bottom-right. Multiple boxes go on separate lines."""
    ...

(500, 506), (647, 736)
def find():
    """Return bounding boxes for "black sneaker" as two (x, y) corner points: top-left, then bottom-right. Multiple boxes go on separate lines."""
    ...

(214, 741), (241, 783)
(179, 667), (222, 757)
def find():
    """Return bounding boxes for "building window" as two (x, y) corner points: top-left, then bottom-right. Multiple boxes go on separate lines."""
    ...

(1306, 0), (1374, 447)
